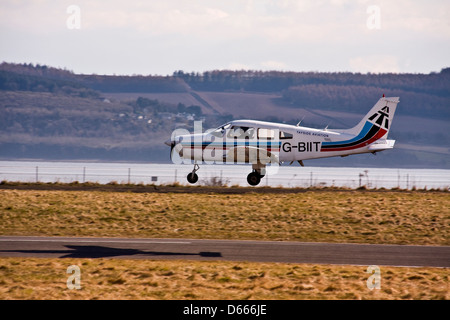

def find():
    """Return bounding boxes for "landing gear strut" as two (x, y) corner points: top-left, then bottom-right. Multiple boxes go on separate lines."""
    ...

(187, 163), (200, 184)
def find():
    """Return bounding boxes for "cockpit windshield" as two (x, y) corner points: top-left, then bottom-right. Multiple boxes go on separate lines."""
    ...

(210, 123), (256, 139)
(211, 123), (232, 137)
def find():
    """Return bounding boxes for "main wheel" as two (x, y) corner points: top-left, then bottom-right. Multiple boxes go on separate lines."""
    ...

(247, 172), (261, 186)
(187, 172), (198, 184)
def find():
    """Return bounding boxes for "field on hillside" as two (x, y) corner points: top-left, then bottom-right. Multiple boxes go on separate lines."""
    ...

(105, 92), (202, 110)
(1, 188), (448, 245)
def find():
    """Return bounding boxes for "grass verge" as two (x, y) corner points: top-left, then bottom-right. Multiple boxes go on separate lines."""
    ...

(1, 187), (448, 300)
(0, 189), (449, 245)
(0, 257), (448, 300)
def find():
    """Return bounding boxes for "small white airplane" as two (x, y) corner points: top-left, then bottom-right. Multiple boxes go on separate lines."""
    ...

(166, 96), (399, 186)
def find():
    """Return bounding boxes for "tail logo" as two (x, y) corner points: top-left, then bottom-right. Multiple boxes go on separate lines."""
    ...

(368, 105), (389, 130)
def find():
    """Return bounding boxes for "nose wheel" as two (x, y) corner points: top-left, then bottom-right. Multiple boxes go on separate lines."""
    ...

(187, 164), (200, 184)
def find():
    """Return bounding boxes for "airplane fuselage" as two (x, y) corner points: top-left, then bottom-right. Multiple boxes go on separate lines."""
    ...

(168, 96), (399, 185)
(175, 119), (393, 164)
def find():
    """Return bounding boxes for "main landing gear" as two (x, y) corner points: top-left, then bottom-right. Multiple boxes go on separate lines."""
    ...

(186, 163), (265, 186)
(247, 165), (265, 186)
(187, 163), (200, 184)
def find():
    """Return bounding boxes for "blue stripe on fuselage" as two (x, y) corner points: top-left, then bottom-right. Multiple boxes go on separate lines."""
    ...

(321, 121), (373, 147)
(182, 141), (281, 148)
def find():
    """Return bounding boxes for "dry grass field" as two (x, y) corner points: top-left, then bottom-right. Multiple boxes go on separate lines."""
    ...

(0, 189), (448, 245)
(0, 258), (448, 300)
(0, 187), (448, 300)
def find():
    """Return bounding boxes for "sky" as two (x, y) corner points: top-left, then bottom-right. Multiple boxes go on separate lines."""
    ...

(1, 0), (449, 76)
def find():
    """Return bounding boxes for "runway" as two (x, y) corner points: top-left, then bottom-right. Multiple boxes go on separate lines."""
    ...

(0, 236), (449, 267)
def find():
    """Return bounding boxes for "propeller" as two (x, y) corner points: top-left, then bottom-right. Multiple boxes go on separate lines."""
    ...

(165, 138), (182, 161)
(164, 139), (172, 147)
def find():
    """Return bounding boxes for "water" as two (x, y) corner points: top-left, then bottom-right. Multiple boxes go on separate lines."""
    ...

(0, 160), (448, 190)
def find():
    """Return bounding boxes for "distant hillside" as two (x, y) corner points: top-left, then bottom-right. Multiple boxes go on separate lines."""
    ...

(173, 69), (450, 120)
(283, 84), (450, 119)
(0, 62), (449, 168)
(0, 62), (189, 94)
(3, 62), (448, 119)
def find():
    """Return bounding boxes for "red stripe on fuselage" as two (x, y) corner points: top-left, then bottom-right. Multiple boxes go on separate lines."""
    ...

(321, 128), (387, 152)
(185, 146), (280, 152)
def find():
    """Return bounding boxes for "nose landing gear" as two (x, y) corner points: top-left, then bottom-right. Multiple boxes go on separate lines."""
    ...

(187, 163), (200, 184)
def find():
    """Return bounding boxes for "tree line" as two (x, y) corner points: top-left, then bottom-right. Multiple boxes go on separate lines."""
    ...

(173, 68), (450, 97)
(3, 62), (449, 97)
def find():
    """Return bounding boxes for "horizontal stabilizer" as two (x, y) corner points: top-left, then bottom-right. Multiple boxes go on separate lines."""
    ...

(368, 139), (395, 151)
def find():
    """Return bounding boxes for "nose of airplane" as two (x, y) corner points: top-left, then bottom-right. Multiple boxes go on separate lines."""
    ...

(164, 138), (172, 147)
(165, 136), (184, 161)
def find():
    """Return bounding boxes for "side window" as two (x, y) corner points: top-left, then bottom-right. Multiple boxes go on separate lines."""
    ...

(227, 126), (255, 139)
(258, 128), (276, 140)
(245, 128), (255, 139)
(280, 131), (293, 139)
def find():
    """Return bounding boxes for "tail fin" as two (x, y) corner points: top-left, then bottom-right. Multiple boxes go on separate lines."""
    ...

(339, 96), (399, 139)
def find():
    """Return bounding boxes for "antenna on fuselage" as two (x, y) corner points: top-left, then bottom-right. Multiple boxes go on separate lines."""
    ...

(296, 116), (305, 127)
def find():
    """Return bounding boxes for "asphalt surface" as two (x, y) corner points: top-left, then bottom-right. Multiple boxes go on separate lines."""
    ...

(0, 236), (449, 267)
